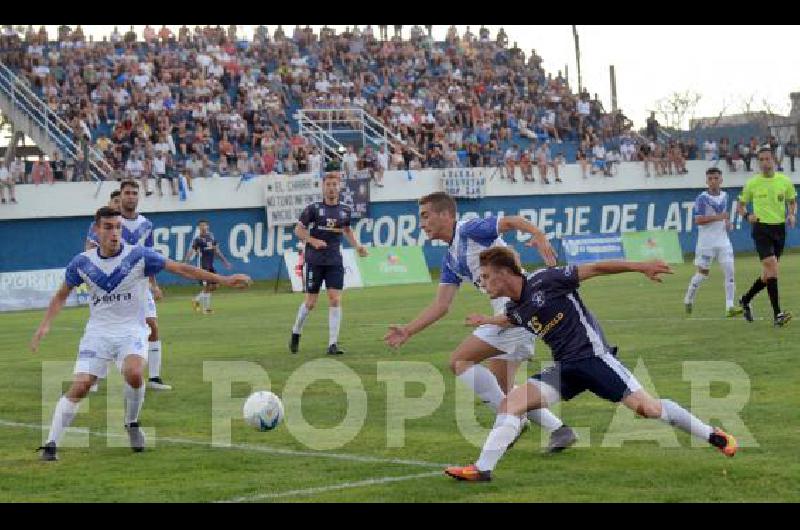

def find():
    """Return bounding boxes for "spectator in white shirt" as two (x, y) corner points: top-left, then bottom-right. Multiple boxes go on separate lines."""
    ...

(186, 152), (205, 180)
(620, 140), (636, 162)
(703, 139), (718, 161)
(0, 160), (17, 204)
(342, 145), (359, 176)
(152, 151), (168, 196)
(374, 144), (388, 187)
(126, 152), (149, 195)
(308, 146), (323, 177)
(504, 144), (519, 182)
(591, 142), (611, 176)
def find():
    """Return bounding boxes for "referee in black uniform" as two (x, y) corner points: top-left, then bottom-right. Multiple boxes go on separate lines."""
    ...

(736, 146), (797, 327)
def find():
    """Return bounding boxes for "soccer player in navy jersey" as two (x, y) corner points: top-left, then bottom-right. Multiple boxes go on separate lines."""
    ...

(384, 192), (576, 452)
(444, 247), (738, 481)
(184, 220), (232, 314)
(290, 172), (368, 356)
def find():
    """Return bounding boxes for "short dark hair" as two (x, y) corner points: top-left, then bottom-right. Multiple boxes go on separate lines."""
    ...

(705, 167), (722, 175)
(418, 191), (457, 217)
(198, 219), (209, 225)
(95, 206), (121, 224)
(479, 246), (523, 276)
(110, 190), (121, 199)
(120, 179), (139, 191)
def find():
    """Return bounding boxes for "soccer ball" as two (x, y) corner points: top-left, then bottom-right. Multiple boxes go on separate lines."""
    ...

(243, 391), (284, 431)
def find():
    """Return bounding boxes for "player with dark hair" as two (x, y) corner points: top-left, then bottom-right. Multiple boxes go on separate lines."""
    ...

(384, 192), (577, 452)
(683, 167), (742, 316)
(84, 190), (123, 250)
(736, 147), (796, 326)
(32, 207), (251, 461)
(290, 172), (368, 355)
(444, 246), (737, 481)
(184, 219), (232, 314)
(115, 180), (172, 389)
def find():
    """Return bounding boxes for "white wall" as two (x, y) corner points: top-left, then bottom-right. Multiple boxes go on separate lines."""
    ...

(2, 160), (798, 221)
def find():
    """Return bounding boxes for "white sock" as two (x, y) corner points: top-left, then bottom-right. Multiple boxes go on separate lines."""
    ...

(475, 413), (521, 472)
(202, 292), (212, 311)
(684, 272), (707, 304)
(721, 261), (736, 309)
(124, 383), (145, 425)
(328, 306), (342, 345)
(47, 396), (79, 444)
(194, 292), (202, 302)
(148, 340), (162, 380)
(292, 303), (310, 334)
(527, 408), (564, 433)
(659, 398), (713, 442)
(456, 364), (506, 412)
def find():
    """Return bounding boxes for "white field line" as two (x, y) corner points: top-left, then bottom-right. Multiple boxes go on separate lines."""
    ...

(0, 419), (451, 469)
(216, 471), (443, 503)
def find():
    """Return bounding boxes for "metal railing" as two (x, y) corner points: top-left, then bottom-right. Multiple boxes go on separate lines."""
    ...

(0, 61), (113, 181)
(296, 107), (424, 160)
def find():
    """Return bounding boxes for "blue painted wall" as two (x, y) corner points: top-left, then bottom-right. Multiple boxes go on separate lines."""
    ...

(2, 188), (796, 284)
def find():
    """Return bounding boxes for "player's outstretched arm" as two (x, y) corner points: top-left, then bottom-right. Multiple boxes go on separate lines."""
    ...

(31, 282), (72, 352)
(183, 247), (197, 264)
(497, 215), (557, 266)
(163, 260), (252, 288)
(384, 283), (458, 348)
(577, 260), (673, 283)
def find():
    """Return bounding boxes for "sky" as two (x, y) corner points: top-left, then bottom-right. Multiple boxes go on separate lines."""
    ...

(23, 25), (800, 129)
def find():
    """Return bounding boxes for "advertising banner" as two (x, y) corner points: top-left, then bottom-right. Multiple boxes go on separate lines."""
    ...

(264, 174), (322, 228)
(0, 268), (89, 312)
(561, 233), (625, 265)
(341, 170), (371, 220)
(441, 168), (487, 199)
(622, 230), (685, 263)
(357, 246), (432, 287)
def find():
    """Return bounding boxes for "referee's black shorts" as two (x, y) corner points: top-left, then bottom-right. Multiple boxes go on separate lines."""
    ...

(751, 222), (786, 260)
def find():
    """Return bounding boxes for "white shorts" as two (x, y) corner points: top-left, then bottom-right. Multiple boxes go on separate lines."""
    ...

(74, 332), (149, 379)
(145, 290), (157, 319)
(694, 244), (734, 269)
(472, 324), (535, 363)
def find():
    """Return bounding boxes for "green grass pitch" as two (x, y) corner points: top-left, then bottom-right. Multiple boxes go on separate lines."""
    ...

(1, 253), (798, 502)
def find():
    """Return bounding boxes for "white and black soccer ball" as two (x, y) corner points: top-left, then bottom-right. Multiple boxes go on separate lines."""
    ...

(243, 391), (284, 431)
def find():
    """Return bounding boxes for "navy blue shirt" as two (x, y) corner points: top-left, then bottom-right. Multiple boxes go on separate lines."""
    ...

(505, 266), (614, 362)
(191, 232), (218, 270)
(298, 201), (353, 266)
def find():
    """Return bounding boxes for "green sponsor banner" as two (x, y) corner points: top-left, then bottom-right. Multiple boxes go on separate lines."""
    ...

(357, 246), (432, 287)
(621, 230), (684, 263)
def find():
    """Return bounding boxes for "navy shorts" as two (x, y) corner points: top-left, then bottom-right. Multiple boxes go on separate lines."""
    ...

(531, 351), (642, 403)
(305, 263), (344, 293)
(199, 265), (216, 286)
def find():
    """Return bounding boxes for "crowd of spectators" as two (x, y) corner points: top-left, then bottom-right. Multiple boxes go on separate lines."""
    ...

(0, 24), (795, 193)
(0, 24), (634, 185)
